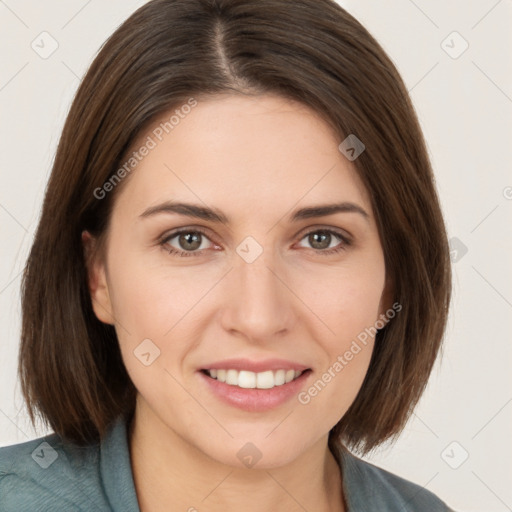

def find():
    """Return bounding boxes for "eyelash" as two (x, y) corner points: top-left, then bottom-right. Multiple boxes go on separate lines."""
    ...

(159, 227), (351, 258)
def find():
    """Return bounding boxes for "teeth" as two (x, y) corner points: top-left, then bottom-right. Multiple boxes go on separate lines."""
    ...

(206, 369), (304, 389)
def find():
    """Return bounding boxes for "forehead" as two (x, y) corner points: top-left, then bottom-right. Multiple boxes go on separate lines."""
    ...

(114, 94), (371, 219)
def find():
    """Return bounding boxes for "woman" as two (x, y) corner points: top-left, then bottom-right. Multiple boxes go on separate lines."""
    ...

(0, 0), (454, 510)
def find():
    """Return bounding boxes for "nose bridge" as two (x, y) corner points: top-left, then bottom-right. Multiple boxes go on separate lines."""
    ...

(222, 238), (293, 339)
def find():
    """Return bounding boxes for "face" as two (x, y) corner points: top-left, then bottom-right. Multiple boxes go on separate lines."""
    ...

(85, 93), (391, 469)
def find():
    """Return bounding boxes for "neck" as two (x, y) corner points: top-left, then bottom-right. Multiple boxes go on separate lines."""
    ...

(127, 400), (346, 512)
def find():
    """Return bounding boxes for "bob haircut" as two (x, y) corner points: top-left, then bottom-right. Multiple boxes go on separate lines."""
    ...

(19, 0), (451, 455)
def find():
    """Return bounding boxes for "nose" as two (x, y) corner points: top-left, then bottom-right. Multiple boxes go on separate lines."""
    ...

(219, 244), (295, 343)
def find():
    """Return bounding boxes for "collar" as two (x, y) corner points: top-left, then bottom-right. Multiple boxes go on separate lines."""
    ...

(99, 415), (141, 511)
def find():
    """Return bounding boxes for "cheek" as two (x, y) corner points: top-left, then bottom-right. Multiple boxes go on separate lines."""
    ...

(105, 245), (214, 386)
(106, 244), (205, 336)
(297, 258), (384, 408)
(297, 283), (380, 431)
(308, 256), (386, 341)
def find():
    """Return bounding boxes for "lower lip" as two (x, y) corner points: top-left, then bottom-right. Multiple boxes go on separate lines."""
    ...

(197, 369), (312, 412)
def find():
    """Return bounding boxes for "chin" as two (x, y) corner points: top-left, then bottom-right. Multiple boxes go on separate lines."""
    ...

(197, 435), (308, 471)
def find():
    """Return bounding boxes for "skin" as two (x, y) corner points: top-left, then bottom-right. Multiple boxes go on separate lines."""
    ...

(83, 93), (392, 512)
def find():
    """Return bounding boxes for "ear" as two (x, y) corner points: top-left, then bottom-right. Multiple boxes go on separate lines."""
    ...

(82, 230), (115, 325)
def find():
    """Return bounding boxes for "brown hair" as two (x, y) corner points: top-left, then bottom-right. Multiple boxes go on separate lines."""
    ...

(19, 0), (451, 454)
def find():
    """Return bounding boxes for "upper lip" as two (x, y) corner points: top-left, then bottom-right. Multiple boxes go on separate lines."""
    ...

(200, 358), (310, 373)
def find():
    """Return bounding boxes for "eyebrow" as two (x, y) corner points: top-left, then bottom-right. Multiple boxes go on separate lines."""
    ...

(139, 200), (370, 224)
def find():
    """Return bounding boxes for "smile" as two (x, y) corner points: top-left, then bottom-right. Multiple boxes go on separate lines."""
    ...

(202, 368), (306, 389)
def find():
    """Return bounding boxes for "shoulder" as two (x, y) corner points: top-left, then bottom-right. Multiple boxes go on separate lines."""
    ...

(0, 431), (109, 511)
(339, 448), (456, 511)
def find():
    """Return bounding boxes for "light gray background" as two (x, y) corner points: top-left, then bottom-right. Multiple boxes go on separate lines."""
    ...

(1, 1), (511, 511)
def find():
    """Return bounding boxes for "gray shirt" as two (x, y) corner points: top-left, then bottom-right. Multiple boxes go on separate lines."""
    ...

(0, 415), (454, 511)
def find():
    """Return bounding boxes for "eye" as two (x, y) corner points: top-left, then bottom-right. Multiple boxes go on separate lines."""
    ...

(160, 228), (214, 257)
(296, 228), (351, 255)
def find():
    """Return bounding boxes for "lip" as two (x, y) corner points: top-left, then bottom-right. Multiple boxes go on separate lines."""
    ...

(200, 358), (310, 373)
(197, 368), (313, 412)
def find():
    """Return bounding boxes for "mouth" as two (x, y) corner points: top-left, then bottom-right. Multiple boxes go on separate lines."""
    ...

(196, 357), (313, 411)
(197, 366), (313, 412)
(200, 368), (312, 389)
